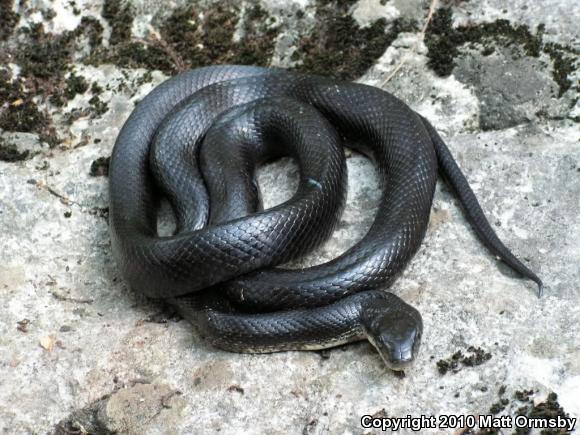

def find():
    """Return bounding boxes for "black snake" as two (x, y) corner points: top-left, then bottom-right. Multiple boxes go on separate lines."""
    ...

(109, 65), (543, 371)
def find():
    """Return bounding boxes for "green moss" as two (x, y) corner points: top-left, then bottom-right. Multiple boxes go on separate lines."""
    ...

(425, 8), (577, 97)
(424, 8), (457, 76)
(544, 43), (576, 97)
(86, 1), (278, 74)
(528, 392), (568, 422)
(425, 9), (546, 76)
(162, 4), (277, 68)
(0, 138), (30, 162)
(0, 68), (18, 105)
(88, 95), (109, 117)
(39, 131), (60, 148)
(89, 156), (110, 176)
(230, 4), (279, 66)
(436, 359), (453, 375)
(514, 389), (534, 402)
(86, 0), (409, 81)
(135, 70), (154, 86)
(97, 3), (279, 73)
(0, 0), (18, 41)
(17, 23), (74, 80)
(293, 1), (416, 80)
(91, 82), (103, 95)
(0, 100), (49, 133)
(0, 68), (60, 153)
(0, 20), (103, 143)
(102, 0), (134, 45)
(0, 3), (114, 147)
(315, 0), (357, 7)
(50, 72), (89, 106)
(436, 346), (493, 375)
(486, 389), (573, 435)
(461, 346), (492, 367)
(66, 73), (89, 98)
(184, 4), (238, 65)
(489, 402), (506, 415)
(16, 20), (97, 88)
(108, 41), (175, 73)
(77, 16), (105, 49)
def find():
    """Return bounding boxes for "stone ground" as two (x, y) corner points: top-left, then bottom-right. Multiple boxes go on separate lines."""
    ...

(0, 0), (578, 434)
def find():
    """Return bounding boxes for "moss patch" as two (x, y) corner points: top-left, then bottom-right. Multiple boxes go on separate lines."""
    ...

(105, 41), (174, 73)
(89, 0), (411, 81)
(229, 4), (280, 66)
(544, 43), (577, 97)
(292, 0), (417, 80)
(102, 0), (135, 46)
(76, 16), (105, 50)
(488, 385), (510, 415)
(97, 3), (279, 74)
(0, 100), (49, 133)
(436, 346), (492, 375)
(0, 69), (56, 141)
(17, 23), (75, 80)
(425, 8), (577, 97)
(476, 388), (573, 435)
(0, 12), (107, 145)
(5, 16), (103, 88)
(88, 95), (109, 118)
(89, 156), (110, 176)
(50, 73), (90, 106)
(0, 0), (19, 41)
(64, 73), (89, 99)
(460, 387), (573, 434)
(424, 8), (457, 77)
(0, 137), (30, 162)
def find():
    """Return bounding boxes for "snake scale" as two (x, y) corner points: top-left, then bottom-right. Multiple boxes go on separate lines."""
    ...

(109, 65), (543, 371)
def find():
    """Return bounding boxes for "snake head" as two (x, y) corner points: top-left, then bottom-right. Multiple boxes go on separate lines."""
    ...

(362, 297), (423, 372)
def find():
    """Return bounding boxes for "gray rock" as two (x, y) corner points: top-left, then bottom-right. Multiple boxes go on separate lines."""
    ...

(455, 47), (568, 131)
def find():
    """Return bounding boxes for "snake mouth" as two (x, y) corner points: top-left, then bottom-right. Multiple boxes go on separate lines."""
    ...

(363, 302), (423, 372)
(382, 349), (415, 372)
(367, 334), (418, 372)
(369, 339), (417, 371)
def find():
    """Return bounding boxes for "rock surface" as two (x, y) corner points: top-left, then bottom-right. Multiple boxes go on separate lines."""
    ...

(0, 0), (578, 434)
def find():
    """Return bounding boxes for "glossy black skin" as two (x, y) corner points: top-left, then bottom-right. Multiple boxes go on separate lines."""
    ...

(177, 289), (422, 371)
(362, 303), (423, 371)
(109, 65), (543, 368)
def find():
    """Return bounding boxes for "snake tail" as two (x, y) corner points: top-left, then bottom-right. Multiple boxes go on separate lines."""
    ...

(419, 116), (544, 297)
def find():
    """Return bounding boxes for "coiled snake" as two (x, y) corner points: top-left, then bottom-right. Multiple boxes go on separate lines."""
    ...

(109, 65), (543, 371)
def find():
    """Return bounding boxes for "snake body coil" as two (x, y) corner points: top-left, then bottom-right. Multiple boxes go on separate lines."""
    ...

(109, 65), (542, 370)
